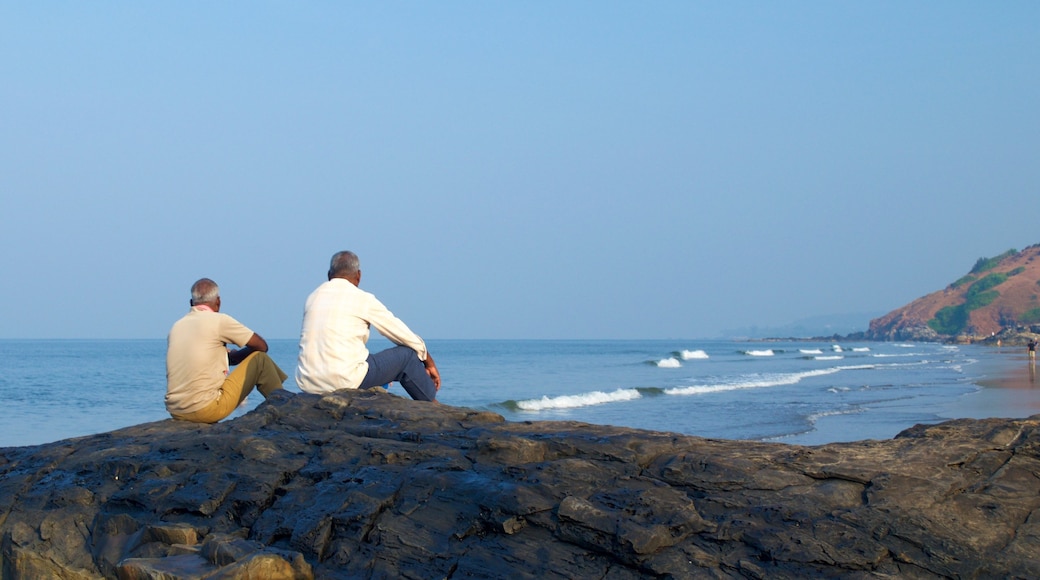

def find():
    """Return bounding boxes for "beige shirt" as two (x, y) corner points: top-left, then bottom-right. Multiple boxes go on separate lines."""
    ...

(165, 307), (255, 414)
(295, 278), (427, 394)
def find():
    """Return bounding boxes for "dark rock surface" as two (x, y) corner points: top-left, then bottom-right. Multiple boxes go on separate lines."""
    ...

(2, 388), (1040, 579)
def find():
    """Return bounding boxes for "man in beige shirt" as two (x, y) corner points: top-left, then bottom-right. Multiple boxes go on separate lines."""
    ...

(166, 278), (287, 423)
(296, 251), (441, 401)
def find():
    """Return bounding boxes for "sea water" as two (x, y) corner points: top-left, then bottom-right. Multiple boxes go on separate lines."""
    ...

(2, 338), (1038, 448)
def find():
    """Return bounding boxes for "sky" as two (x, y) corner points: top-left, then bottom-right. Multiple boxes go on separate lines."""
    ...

(2, 2), (1038, 340)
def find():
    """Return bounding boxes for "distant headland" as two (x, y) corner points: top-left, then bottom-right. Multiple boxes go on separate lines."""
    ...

(857, 244), (1040, 344)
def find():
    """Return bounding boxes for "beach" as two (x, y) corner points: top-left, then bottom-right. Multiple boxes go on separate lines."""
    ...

(941, 346), (1040, 419)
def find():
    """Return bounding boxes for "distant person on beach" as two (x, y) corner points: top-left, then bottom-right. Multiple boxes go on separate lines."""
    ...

(1029, 338), (1037, 360)
(295, 250), (441, 401)
(165, 278), (287, 423)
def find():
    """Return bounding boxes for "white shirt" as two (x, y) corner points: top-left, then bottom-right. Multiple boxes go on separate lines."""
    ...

(295, 278), (428, 394)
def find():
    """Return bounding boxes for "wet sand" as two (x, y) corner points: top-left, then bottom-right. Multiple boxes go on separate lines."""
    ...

(940, 348), (1040, 421)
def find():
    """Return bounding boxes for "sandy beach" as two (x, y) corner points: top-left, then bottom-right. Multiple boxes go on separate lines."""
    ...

(941, 347), (1040, 421)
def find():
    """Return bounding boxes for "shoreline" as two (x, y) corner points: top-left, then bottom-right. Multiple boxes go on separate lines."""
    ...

(940, 347), (1040, 421)
(975, 346), (1037, 390)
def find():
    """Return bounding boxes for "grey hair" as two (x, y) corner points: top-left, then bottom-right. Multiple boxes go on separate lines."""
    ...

(329, 251), (360, 278)
(190, 278), (220, 306)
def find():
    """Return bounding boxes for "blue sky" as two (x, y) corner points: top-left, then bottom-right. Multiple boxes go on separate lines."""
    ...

(2, 2), (1038, 339)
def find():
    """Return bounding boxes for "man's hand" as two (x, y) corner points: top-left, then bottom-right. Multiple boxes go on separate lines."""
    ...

(424, 353), (441, 390)
(228, 346), (254, 366)
(229, 333), (269, 366)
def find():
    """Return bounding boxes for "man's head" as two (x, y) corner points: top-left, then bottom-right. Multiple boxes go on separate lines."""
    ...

(328, 251), (361, 285)
(190, 278), (221, 310)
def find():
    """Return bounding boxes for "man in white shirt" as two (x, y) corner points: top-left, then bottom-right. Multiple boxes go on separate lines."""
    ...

(295, 251), (441, 401)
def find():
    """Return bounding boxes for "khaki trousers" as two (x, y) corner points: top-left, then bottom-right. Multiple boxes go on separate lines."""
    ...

(174, 352), (287, 423)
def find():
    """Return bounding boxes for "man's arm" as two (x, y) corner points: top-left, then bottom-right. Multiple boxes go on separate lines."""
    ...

(363, 292), (439, 388)
(364, 294), (430, 360)
(229, 333), (268, 366)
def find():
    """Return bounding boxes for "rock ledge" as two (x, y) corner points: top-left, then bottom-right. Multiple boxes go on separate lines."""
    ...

(2, 389), (1039, 578)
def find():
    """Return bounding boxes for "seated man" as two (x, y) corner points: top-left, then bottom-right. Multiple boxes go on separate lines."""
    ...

(166, 278), (287, 423)
(295, 251), (440, 401)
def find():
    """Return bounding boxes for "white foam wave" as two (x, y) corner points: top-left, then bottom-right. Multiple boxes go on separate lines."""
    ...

(665, 367), (841, 396)
(815, 355), (844, 361)
(851, 347), (870, 352)
(832, 345), (844, 352)
(858, 360), (922, 371)
(656, 357), (682, 368)
(744, 349), (774, 357)
(680, 349), (709, 360)
(516, 388), (642, 411)
(800, 348), (823, 354)
(807, 407), (862, 424)
(839, 364), (877, 371)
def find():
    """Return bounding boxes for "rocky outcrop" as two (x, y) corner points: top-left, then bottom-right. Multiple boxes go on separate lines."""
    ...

(862, 322), (942, 343)
(867, 243), (1040, 340)
(3, 389), (1040, 579)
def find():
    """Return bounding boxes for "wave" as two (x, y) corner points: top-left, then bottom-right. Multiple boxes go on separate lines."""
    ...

(811, 406), (860, 417)
(656, 357), (682, 368)
(497, 362), (890, 414)
(839, 364), (878, 371)
(678, 349), (709, 360)
(512, 388), (643, 411)
(851, 347), (871, 352)
(742, 349), (775, 357)
(799, 349), (823, 354)
(814, 355), (844, 361)
(763, 406), (866, 443)
(665, 367), (844, 396)
(832, 345), (844, 352)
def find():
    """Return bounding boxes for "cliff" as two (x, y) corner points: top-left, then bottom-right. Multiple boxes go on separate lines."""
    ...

(3, 389), (1040, 579)
(866, 244), (1040, 341)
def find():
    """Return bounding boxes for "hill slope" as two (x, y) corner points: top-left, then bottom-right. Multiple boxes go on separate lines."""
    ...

(866, 244), (1040, 341)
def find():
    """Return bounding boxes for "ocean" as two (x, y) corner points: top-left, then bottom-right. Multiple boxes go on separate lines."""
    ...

(2, 338), (1038, 449)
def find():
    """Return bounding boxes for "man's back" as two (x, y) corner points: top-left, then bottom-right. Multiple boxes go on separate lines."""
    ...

(166, 308), (252, 414)
(296, 279), (373, 394)
(296, 278), (428, 394)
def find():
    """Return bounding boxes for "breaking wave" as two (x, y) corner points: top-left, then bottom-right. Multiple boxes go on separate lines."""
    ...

(511, 388), (644, 411)
(665, 367), (844, 396)
(742, 349), (775, 357)
(495, 362), (904, 414)
(679, 349), (709, 360)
